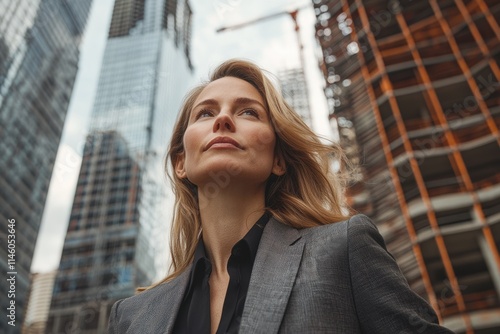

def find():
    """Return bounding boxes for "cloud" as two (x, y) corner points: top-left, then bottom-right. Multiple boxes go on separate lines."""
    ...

(31, 144), (82, 273)
(191, 0), (303, 74)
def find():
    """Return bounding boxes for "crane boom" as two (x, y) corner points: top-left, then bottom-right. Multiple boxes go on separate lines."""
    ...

(216, 11), (286, 33)
(216, 5), (310, 33)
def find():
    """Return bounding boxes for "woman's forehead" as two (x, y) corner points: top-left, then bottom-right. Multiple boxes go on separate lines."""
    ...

(193, 77), (265, 106)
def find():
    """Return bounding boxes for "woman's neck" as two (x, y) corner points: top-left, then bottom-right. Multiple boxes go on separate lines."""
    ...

(198, 185), (266, 276)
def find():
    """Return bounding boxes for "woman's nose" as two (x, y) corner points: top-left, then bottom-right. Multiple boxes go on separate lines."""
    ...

(213, 112), (235, 132)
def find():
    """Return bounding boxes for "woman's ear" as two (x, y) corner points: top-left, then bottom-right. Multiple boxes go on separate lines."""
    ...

(272, 154), (286, 176)
(175, 153), (187, 179)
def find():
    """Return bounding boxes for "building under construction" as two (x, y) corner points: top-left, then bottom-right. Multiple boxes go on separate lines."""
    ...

(313, 0), (500, 332)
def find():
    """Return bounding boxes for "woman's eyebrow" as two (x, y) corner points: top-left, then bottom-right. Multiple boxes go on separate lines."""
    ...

(193, 97), (266, 110)
(233, 97), (266, 110)
(193, 99), (219, 109)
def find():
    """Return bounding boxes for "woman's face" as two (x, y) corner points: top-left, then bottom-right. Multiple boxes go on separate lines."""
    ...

(176, 76), (283, 190)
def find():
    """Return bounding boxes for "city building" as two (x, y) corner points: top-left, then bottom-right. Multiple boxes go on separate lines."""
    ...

(45, 131), (144, 333)
(313, 0), (500, 333)
(279, 67), (312, 127)
(0, 1), (93, 332)
(46, 0), (194, 333)
(22, 271), (57, 334)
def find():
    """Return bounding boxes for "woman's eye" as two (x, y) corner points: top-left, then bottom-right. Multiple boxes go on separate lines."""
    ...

(196, 109), (213, 119)
(241, 109), (259, 117)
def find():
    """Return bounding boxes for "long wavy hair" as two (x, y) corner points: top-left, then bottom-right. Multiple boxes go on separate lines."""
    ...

(139, 59), (351, 291)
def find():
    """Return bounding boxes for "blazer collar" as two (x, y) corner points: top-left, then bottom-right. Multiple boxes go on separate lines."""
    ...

(161, 218), (303, 334)
(239, 217), (305, 333)
(160, 266), (191, 334)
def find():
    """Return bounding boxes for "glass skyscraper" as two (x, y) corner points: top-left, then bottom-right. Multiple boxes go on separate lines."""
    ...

(22, 271), (57, 333)
(0, 1), (93, 332)
(279, 68), (312, 127)
(313, 0), (500, 332)
(47, 0), (193, 333)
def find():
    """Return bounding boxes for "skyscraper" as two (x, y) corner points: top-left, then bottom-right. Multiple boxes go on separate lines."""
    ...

(279, 68), (312, 127)
(313, 0), (500, 332)
(22, 271), (57, 334)
(0, 1), (93, 332)
(47, 0), (194, 333)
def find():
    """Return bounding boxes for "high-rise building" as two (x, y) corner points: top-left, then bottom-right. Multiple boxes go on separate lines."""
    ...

(279, 68), (312, 127)
(22, 271), (57, 334)
(0, 1), (93, 332)
(46, 0), (194, 333)
(313, 0), (500, 333)
(46, 131), (145, 333)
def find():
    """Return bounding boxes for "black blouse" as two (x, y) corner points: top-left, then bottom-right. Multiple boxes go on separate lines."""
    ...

(172, 212), (270, 334)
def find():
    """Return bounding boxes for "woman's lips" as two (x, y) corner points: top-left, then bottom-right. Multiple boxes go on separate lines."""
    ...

(205, 136), (242, 150)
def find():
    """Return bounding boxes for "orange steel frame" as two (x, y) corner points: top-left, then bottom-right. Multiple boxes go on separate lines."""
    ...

(429, 0), (500, 144)
(395, 2), (500, 331)
(398, 0), (500, 260)
(476, 0), (500, 44)
(455, 0), (500, 84)
(339, 0), (443, 323)
(336, 0), (499, 332)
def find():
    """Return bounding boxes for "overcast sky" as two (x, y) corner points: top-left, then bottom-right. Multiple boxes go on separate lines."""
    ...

(31, 0), (333, 273)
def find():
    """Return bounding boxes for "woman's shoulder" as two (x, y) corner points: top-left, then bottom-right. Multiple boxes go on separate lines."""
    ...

(285, 214), (380, 259)
(111, 266), (191, 315)
(299, 213), (378, 240)
(108, 268), (191, 333)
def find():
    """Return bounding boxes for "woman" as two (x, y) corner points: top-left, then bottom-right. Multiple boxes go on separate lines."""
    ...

(108, 59), (453, 333)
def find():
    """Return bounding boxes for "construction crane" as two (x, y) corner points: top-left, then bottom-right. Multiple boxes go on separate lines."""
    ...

(216, 4), (312, 123)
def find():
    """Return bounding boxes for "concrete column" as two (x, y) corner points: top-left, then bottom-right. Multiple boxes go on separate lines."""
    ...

(478, 234), (500, 299)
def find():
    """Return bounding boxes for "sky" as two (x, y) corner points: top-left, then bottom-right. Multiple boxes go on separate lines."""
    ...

(31, 0), (334, 273)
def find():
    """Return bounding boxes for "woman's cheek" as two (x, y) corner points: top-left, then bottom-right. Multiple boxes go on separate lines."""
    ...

(253, 128), (276, 153)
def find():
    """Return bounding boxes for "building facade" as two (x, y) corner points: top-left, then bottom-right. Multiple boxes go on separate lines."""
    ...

(0, 1), (93, 332)
(46, 0), (194, 333)
(279, 68), (312, 127)
(46, 131), (145, 333)
(313, 0), (500, 333)
(22, 271), (58, 334)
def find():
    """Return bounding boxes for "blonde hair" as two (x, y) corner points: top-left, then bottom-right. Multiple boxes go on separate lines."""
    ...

(138, 59), (350, 291)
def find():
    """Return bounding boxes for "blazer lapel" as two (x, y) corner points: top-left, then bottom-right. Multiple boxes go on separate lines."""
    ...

(159, 266), (191, 334)
(239, 218), (305, 334)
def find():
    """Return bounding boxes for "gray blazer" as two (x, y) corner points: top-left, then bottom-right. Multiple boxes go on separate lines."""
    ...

(108, 214), (454, 333)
